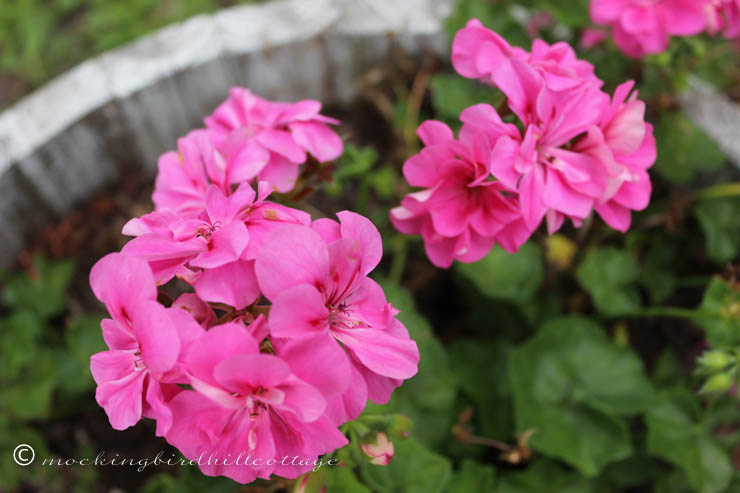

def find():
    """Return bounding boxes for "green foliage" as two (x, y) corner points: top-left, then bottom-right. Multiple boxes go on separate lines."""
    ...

(696, 277), (740, 348)
(140, 466), (243, 493)
(576, 247), (642, 317)
(646, 389), (733, 493)
(508, 317), (653, 476)
(2, 256), (74, 319)
(654, 112), (726, 184)
(694, 197), (740, 264)
(0, 257), (104, 490)
(457, 242), (544, 303)
(498, 460), (593, 493)
(367, 280), (458, 448)
(450, 459), (496, 493)
(327, 467), (372, 493)
(429, 74), (497, 125)
(0, 0), (260, 105)
(360, 438), (452, 493)
(449, 339), (513, 440)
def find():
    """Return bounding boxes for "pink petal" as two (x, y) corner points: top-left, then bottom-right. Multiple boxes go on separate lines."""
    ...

(268, 284), (329, 338)
(276, 375), (327, 422)
(94, 367), (145, 430)
(184, 323), (259, 386)
(334, 328), (419, 379)
(101, 318), (137, 351)
(214, 353), (291, 393)
(255, 225), (330, 300)
(132, 301), (180, 375)
(190, 221), (250, 269)
(89, 253), (157, 324)
(279, 333), (351, 398)
(194, 259), (260, 309)
(325, 363), (368, 424)
(417, 120), (454, 146)
(337, 211), (383, 275)
(258, 129), (307, 163)
(258, 154), (300, 193)
(289, 121), (343, 162)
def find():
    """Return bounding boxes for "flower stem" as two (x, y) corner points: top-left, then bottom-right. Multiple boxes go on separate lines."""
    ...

(389, 235), (408, 284)
(696, 182), (740, 201)
(622, 307), (714, 319)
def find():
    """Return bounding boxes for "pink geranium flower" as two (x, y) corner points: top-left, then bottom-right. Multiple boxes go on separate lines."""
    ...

(461, 78), (610, 233)
(452, 19), (600, 92)
(390, 120), (530, 268)
(122, 181), (309, 308)
(712, 0), (740, 38)
(204, 87), (343, 193)
(589, 0), (710, 57)
(152, 129), (270, 213)
(89, 253), (203, 435)
(165, 322), (346, 484)
(255, 212), (419, 423)
(574, 81), (656, 231)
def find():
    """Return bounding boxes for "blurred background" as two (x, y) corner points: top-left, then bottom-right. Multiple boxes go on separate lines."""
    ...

(1, 0), (739, 492)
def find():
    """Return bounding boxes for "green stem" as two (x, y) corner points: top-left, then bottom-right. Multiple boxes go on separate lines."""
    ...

(696, 182), (740, 201)
(622, 307), (714, 319)
(389, 235), (408, 284)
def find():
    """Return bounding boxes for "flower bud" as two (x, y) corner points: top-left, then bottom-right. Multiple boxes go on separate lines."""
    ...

(700, 372), (734, 395)
(698, 350), (733, 372)
(361, 432), (395, 466)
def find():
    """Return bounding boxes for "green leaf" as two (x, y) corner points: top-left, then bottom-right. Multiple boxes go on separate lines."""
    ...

(646, 388), (733, 493)
(327, 467), (371, 493)
(508, 317), (653, 476)
(367, 280), (457, 448)
(449, 459), (495, 493)
(445, 0), (529, 47)
(1, 257), (74, 320)
(429, 74), (497, 123)
(696, 277), (740, 347)
(536, 0), (590, 27)
(498, 460), (593, 493)
(449, 339), (513, 440)
(0, 353), (56, 420)
(576, 247), (641, 316)
(456, 243), (544, 303)
(140, 465), (242, 493)
(360, 438), (452, 493)
(654, 470), (697, 493)
(370, 165), (399, 200)
(654, 111), (726, 184)
(694, 197), (740, 264)
(639, 234), (679, 304)
(0, 311), (44, 379)
(0, 423), (52, 490)
(56, 315), (106, 393)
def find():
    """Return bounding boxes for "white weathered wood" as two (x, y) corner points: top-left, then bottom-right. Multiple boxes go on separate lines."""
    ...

(679, 77), (740, 169)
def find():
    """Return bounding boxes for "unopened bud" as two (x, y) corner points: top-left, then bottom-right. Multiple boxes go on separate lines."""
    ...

(698, 350), (733, 371)
(361, 432), (395, 466)
(700, 372), (734, 395)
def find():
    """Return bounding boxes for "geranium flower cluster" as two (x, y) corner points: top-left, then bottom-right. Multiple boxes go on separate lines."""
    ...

(589, 0), (740, 58)
(391, 19), (656, 268)
(89, 90), (419, 484)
